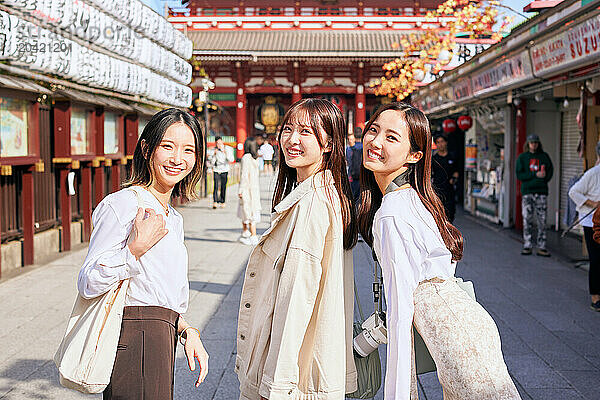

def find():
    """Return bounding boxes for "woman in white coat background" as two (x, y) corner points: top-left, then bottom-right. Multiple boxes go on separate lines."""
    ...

(238, 137), (262, 246)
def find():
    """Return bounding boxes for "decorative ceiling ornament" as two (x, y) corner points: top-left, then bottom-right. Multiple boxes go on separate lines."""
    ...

(372, 0), (514, 101)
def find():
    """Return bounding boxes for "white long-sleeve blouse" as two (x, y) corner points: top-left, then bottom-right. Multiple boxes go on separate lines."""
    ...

(372, 188), (455, 400)
(77, 186), (189, 314)
(568, 164), (600, 228)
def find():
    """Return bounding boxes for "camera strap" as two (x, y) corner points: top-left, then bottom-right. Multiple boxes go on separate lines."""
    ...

(371, 250), (384, 318)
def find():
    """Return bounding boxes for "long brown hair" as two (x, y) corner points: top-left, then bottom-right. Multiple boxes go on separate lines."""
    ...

(357, 102), (463, 261)
(272, 98), (358, 250)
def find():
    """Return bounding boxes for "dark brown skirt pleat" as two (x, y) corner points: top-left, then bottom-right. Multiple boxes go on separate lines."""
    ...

(103, 306), (179, 400)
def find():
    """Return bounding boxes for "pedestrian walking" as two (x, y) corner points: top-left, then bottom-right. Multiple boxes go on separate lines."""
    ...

(516, 134), (554, 256)
(259, 136), (275, 175)
(346, 127), (363, 203)
(432, 133), (459, 222)
(357, 103), (520, 400)
(77, 109), (209, 399)
(238, 138), (262, 246)
(255, 134), (265, 172)
(209, 136), (234, 208)
(236, 99), (358, 400)
(569, 141), (600, 312)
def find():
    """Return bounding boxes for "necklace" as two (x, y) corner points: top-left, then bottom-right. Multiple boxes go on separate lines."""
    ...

(144, 187), (170, 216)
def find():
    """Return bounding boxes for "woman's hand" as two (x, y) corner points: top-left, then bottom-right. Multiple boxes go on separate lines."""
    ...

(184, 330), (209, 387)
(128, 208), (168, 259)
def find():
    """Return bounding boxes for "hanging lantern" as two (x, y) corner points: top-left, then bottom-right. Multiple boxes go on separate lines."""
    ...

(442, 119), (456, 134)
(457, 115), (473, 130)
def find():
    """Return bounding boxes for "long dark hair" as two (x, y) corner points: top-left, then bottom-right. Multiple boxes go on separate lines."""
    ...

(124, 108), (206, 200)
(272, 98), (358, 250)
(357, 102), (463, 261)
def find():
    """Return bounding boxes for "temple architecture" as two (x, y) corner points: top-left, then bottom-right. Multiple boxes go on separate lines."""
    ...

(168, 0), (492, 156)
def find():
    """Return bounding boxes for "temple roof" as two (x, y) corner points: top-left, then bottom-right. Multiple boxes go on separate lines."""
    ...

(189, 30), (411, 58)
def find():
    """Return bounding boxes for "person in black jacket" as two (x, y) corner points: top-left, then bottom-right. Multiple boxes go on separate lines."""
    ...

(432, 134), (459, 222)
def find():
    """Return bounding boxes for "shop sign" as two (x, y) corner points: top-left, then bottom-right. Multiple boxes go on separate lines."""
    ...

(471, 51), (533, 97)
(530, 14), (600, 77)
(453, 78), (472, 102)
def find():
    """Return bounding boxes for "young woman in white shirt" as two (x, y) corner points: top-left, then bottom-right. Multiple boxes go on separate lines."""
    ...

(568, 142), (600, 311)
(357, 103), (520, 400)
(78, 108), (209, 399)
(236, 99), (358, 400)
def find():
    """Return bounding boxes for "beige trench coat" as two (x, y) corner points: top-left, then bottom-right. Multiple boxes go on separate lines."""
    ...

(236, 170), (357, 400)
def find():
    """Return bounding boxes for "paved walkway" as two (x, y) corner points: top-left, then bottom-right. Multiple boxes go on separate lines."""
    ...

(0, 175), (598, 399)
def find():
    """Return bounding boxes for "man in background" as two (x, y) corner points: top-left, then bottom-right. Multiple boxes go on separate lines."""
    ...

(516, 134), (553, 257)
(259, 134), (275, 175)
(432, 134), (459, 222)
(346, 127), (363, 203)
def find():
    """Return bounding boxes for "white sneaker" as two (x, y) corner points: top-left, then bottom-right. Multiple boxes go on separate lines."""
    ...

(249, 235), (259, 246)
(239, 236), (252, 245)
(241, 230), (251, 238)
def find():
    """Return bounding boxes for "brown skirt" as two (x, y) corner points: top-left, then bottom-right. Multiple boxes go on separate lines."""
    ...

(103, 306), (179, 400)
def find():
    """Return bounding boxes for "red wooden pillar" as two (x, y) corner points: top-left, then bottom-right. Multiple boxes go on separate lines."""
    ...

(515, 99), (527, 231)
(355, 64), (366, 131)
(292, 62), (302, 104)
(94, 108), (105, 206)
(125, 114), (139, 156)
(111, 162), (121, 192)
(22, 166), (35, 265)
(53, 101), (72, 252)
(236, 87), (247, 159)
(59, 168), (71, 251)
(81, 165), (92, 241)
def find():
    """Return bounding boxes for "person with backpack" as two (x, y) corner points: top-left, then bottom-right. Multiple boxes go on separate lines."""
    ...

(346, 127), (363, 202)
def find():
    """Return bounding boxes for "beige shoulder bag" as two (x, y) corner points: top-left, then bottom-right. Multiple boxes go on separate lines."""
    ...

(54, 188), (144, 393)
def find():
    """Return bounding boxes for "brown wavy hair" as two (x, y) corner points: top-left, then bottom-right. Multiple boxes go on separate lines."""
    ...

(272, 98), (358, 250)
(357, 102), (463, 261)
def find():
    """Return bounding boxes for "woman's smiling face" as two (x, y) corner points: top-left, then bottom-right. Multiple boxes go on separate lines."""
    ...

(362, 109), (421, 176)
(280, 111), (330, 181)
(149, 122), (196, 191)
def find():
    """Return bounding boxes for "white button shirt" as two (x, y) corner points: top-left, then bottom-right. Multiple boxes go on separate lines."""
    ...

(373, 188), (455, 400)
(78, 186), (189, 314)
(569, 164), (600, 228)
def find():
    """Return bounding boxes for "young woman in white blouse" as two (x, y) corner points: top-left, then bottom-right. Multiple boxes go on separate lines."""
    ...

(78, 108), (209, 399)
(568, 142), (600, 311)
(357, 103), (520, 400)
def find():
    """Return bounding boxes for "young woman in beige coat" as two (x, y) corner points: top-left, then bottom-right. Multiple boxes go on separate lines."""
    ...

(236, 99), (358, 400)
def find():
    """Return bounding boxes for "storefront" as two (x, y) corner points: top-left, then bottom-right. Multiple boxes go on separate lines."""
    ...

(413, 0), (600, 233)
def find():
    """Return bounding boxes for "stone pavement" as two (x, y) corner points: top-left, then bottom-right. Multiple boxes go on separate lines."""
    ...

(0, 175), (599, 399)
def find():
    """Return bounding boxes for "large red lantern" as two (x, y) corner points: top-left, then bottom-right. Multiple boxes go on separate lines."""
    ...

(457, 115), (473, 131)
(442, 119), (456, 134)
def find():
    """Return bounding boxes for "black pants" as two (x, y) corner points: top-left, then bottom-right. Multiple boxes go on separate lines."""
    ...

(584, 227), (600, 295)
(213, 172), (228, 204)
(104, 306), (179, 400)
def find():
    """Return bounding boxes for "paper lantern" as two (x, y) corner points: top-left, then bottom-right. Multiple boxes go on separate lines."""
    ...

(442, 119), (456, 134)
(457, 115), (473, 131)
